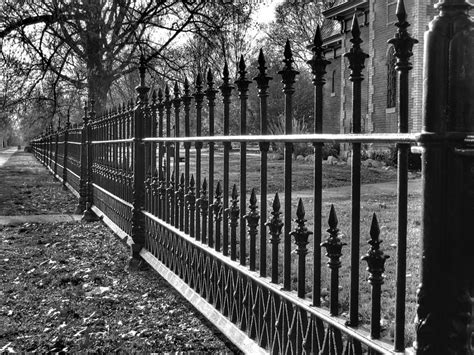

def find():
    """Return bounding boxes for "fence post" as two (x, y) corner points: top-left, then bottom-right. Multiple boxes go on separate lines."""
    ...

(62, 113), (70, 190)
(82, 100), (98, 222)
(130, 55), (149, 261)
(53, 124), (59, 179)
(416, 0), (473, 353)
(76, 103), (88, 214)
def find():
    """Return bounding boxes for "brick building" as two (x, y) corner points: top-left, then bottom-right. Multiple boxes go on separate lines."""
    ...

(320, 0), (438, 138)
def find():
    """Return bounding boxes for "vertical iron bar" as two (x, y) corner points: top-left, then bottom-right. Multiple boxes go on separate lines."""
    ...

(206, 69), (218, 248)
(235, 56), (251, 266)
(344, 14), (368, 326)
(157, 89), (164, 219)
(62, 113), (70, 190)
(388, 1), (418, 350)
(279, 40), (299, 290)
(220, 62), (233, 257)
(194, 73), (204, 242)
(182, 78), (192, 234)
(307, 25), (330, 307)
(173, 82), (181, 228)
(164, 85), (172, 224)
(130, 56), (149, 258)
(254, 49), (272, 277)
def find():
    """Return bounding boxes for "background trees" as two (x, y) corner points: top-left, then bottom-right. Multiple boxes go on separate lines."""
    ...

(0, 0), (325, 142)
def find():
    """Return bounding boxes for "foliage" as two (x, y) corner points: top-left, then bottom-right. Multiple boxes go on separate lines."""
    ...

(322, 143), (340, 159)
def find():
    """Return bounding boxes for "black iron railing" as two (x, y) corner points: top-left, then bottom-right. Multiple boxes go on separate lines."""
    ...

(31, 1), (473, 353)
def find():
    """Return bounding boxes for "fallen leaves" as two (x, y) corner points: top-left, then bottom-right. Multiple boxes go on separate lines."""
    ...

(0, 222), (235, 353)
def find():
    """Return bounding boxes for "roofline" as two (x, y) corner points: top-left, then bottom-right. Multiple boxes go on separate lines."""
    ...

(323, 0), (369, 20)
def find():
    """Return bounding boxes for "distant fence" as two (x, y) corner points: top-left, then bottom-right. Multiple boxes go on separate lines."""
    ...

(31, 1), (473, 354)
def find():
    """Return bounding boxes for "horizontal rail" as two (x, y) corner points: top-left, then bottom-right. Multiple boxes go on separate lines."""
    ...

(144, 133), (418, 144)
(87, 133), (418, 145)
(92, 183), (133, 209)
(90, 138), (134, 144)
(142, 210), (400, 354)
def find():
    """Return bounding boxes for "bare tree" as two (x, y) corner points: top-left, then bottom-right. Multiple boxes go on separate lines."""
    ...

(0, 0), (249, 114)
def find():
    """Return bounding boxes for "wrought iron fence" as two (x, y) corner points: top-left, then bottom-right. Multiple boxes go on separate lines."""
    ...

(31, 1), (473, 354)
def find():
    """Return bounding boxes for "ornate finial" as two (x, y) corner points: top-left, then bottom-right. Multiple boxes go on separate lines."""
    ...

(321, 204), (346, 316)
(139, 55), (147, 86)
(165, 84), (170, 100)
(207, 68), (213, 85)
(184, 77), (190, 95)
(223, 61), (229, 79)
(284, 39), (292, 60)
(314, 25), (323, 48)
(202, 178), (207, 193)
(266, 193), (283, 283)
(291, 198), (313, 298)
(198, 178), (209, 234)
(235, 55), (251, 96)
(196, 72), (203, 90)
(307, 25), (330, 87)
(344, 13), (368, 83)
(388, 0), (418, 72)
(273, 192), (281, 212)
(220, 61), (234, 99)
(279, 39), (299, 94)
(239, 55), (246, 72)
(195, 72), (204, 106)
(351, 13), (361, 41)
(291, 199), (312, 247)
(258, 48), (265, 68)
(152, 89), (157, 103)
(174, 81), (180, 98)
(206, 68), (218, 101)
(254, 49), (272, 94)
(245, 188), (260, 270)
(396, 0), (407, 24)
(66, 111), (70, 129)
(215, 180), (222, 196)
(231, 184), (238, 200)
(362, 213), (389, 339)
(213, 181), (223, 224)
(88, 99), (95, 122)
(158, 88), (163, 103)
(328, 204), (338, 230)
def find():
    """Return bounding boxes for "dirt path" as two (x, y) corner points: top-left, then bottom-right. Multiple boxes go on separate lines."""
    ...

(0, 151), (77, 215)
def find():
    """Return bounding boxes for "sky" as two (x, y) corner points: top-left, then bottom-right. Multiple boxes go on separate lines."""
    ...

(252, 0), (285, 24)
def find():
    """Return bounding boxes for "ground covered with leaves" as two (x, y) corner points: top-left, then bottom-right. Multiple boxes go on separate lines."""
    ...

(0, 221), (236, 353)
(0, 152), (76, 215)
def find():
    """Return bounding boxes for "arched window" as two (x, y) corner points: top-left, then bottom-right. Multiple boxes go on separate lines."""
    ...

(331, 70), (336, 94)
(387, 46), (397, 108)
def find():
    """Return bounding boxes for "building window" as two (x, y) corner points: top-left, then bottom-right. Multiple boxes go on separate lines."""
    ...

(387, 46), (397, 109)
(387, 0), (397, 25)
(331, 70), (336, 96)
